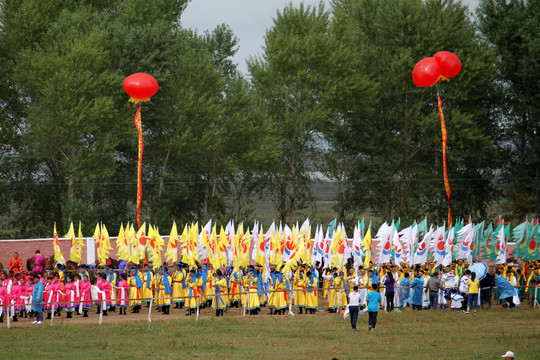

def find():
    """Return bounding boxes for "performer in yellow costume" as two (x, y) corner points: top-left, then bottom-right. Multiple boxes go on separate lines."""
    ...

(329, 272), (347, 312)
(213, 270), (228, 316)
(172, 263), (186, 308)
(155, 267), (172, 315)
(305, 270), (318, 314)
(105, 266), (118, 311)
(244, 269), (261, 315)
(267, 270), (276, 314)
(186, 269), (202, 315)
(229, 270), (242, 307)
(204, 264), (214, 308)
(322, 268), (333, 299)
(273, 270), (289, 315)
(128, 267), (142, 313)
(141, 264), (154, 306)
(294, 268), (307, 314)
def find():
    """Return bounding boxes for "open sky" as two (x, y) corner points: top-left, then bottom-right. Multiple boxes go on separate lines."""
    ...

(181, 0), (480, 75)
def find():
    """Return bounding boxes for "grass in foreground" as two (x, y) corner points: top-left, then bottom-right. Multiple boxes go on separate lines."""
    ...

(1, 306), (539, 360)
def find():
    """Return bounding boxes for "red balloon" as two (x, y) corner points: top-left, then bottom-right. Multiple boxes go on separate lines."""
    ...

(412, 57), (441, 87)
(123, 73), (159, 101)
(434, 51), (461, 79)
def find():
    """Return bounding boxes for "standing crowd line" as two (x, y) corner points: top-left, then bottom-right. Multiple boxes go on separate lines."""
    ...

(2, 250), (540, 325)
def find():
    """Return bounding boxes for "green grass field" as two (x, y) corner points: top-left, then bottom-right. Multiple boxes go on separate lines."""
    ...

(1, 305), (539, 360)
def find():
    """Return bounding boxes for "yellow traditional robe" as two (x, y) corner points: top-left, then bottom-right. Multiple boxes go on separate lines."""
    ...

(141, 270), (154, 302)
(127, 276), (141, 307)
(172, 269), (186, 304)
(213, 277), (229, 310)
(243, 275), (260, 310)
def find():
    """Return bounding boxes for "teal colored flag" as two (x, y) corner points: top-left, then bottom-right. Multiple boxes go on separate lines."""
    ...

(327, 218), (337, 239)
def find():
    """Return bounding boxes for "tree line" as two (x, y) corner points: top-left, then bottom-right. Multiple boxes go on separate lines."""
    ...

(0, 0), (537, 238)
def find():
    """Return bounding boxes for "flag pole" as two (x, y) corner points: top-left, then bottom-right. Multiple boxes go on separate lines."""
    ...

(148, 298), (153, 323)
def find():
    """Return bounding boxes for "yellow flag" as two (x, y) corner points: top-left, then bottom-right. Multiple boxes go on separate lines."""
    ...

(65, 222), (80, 264)
(363, 226), (372, 268)
(217, 226), (228, 267)
(179, 224), (189, 264)
(116, 223), (130, 260)
(152, 227), (164, 269)
(135, 222), (147, 264)
(53, 223), (66, 264)
(184, 223), (199, 267)
(77, 221), (84, 265)
(98, 223), (111, 266)
(165, 221), (179, 264)
(240, 228), (250, 268)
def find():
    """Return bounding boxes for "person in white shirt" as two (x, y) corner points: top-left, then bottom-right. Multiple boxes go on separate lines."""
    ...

(450, 289), (464, 311)
(443, 269), (458, 309)
(459, 270), (471, 311)
(348, 286), (361, 331)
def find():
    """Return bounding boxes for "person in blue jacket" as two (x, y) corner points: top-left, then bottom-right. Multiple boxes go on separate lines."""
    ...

(31, 274), (44, 324)
(410, 270), (424, 310)
(495, 270), (517, 309)
(399, 272), (411, 307)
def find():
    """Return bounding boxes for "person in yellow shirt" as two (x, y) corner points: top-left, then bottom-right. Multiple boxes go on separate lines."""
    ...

(127, 267), (142, 313)
(322, 268), (332, 299)
(213, 270), (228, 316)
(172, 263), (186, 308)
(305, 270), (318, 314)
(294, 268), (307, 314)
(329, 272), (347, 312)
(244, 269), (261, 315)
(204, 265), (214, 308)
(105, 266), (118, 312)
(229, 270), (242, 308)
(156, 267), (172, 315)
(273, 269), (289, 315)
(344, 268), (356, 296)
(141, 264), (154, 307)
(466, 272), (480, 314)
(186, 269), (202, 315)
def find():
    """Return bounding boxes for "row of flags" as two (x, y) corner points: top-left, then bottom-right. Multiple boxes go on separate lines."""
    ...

(53, 216), (540, 269)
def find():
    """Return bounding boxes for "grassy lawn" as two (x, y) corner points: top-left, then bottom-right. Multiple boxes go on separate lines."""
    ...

(1, 306), (539, 360)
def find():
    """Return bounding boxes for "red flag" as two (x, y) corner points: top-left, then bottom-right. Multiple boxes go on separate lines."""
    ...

(134, 106), (143, 228)
(438, 94), (451, 226)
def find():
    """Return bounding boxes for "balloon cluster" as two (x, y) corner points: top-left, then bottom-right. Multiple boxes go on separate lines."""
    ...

(412, 51), (461, 88)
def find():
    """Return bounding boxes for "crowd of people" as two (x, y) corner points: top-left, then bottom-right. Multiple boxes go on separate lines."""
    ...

(1, 250), (539, 325)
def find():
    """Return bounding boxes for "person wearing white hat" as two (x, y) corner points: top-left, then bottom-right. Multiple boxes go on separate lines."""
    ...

(501, 350), (514, 359)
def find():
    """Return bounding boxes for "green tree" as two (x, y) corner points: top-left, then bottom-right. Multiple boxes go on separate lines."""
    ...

(477, 0), (540, 221)
(328, 0), (499, 223)
(249, 3), (341, 223)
